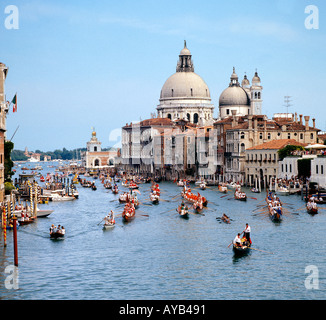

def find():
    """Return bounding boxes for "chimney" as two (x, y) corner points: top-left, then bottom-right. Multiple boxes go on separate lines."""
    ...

(248, 115), (253, 130)
(304, 116), (310, 131)
(231, 110), (238, 127)
(312, 118), (315, 128)
(299, 114), (303, 125)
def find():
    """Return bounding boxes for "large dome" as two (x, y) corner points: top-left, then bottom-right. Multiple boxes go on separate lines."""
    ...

(160, 72), (211, 101)
(219, 86), (250, 106)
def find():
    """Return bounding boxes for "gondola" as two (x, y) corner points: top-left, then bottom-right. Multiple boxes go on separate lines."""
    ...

(177, 206), (189, 219)
(112, 187), (119, 194)
(103, 222), (115, 229)
(91, 184), (97, 191)
(18, 218), (34, 226)
(150, 193), (160, 204)
(50, 231), (65, 239)
(233, 243), (251, 256)
(234, 191), (247, 201)
(307, 202), (318, 215)
(266, 196), (283, 222)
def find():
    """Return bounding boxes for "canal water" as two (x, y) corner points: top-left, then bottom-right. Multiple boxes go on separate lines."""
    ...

(1, 163), (326, 300)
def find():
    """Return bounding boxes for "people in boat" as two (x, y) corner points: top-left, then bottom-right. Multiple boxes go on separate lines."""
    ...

(60, 226), (65, 235)
(243, 223), (251, 244)
(50, 224), (56, 234)
(233, 233), (242, 247)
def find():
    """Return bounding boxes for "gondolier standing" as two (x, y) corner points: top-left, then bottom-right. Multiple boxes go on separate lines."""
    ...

(243, 223), (251, 244)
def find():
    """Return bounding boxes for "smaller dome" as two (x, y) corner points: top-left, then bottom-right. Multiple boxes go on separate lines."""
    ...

(241, 74), (250, 87)
(219, 86), (250, 107)
(252, 71), (261, 84)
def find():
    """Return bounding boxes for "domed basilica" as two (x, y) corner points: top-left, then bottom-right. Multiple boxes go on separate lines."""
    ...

(156, 41), (263, 123)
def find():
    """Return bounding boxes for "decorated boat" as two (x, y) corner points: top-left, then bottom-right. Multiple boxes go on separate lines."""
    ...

(181, 188), (207, 207)
(122, 204), (136, 222)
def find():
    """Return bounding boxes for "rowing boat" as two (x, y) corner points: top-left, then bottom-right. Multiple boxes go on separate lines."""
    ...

(50, 231), (65, 239)
(233, 244), (251, 256)
(122, 205), (136, 222)
(266, 195), (283, 222)
(103, 222), (115, 229)
(177, 206), (189, 219)
(307, 201), (318, 215)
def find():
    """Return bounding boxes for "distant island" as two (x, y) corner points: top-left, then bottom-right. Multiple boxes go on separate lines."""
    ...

(12, 147), (115, 161)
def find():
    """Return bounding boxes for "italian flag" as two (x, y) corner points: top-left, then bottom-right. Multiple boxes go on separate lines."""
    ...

(11, 94), (17, 112)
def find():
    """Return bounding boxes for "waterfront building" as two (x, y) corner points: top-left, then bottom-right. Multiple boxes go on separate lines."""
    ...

(83, 130), (120, 170)
(245, 139), (307, 188)
(214, 112), (320, 184)
(0, 62), (9, 202)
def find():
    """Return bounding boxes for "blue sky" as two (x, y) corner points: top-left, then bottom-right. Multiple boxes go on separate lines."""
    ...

(1, 0), (326, 151)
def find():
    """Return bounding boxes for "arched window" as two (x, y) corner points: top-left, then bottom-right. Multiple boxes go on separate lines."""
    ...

(167, 114), (171, 120)
(240, 143), (245, 153)
(240, 132), (245, 139)
(255, 92), (258, 99)
(94, 146), (97, 152)
(171, 89), (174, 97)
(94, 159), (100, 166)
(187, 113), (190, 121)
(258, 92), (261, 99)
(190, 88), (193, 96)
(194, 113), (199, 124)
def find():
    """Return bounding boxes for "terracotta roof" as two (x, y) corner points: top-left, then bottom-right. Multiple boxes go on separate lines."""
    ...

(247, 139), (307, 151)
(123, 118), (173, 128)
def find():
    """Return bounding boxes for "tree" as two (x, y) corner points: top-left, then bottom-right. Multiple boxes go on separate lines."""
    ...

(4, 141), (15, 182)
(278, 145), (305, 161)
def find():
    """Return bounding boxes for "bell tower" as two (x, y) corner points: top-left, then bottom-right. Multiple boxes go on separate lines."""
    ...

(250, 70), (263, 115)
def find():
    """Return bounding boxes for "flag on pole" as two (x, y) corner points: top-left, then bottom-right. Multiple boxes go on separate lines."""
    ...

(11, 94), (17, 112)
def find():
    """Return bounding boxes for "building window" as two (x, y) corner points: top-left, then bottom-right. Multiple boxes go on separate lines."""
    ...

(290, 164), (292, 172)
(187, 113), (190, 121)
(321, 165), (324, 174)
(281, 164), (284, 172)
(311, 133), (314, 139)
(288, 133), (291, 139)
(241, 132), (245, 139)
(94, 146), (97, 152)
(167, 114), (171, 120)
(194, 113), (199, 124)
(226, 109), (230, 115)
(259, 133), (263, 139)
(171, 89), (174, 97)
(190, 88), (193, 96)
(300, 133), (303, 139)
(316, 165), (318, 174)
(258, 92), (261, 99)
(94, 159), (100, 166)
(268, 133), (271, 139)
